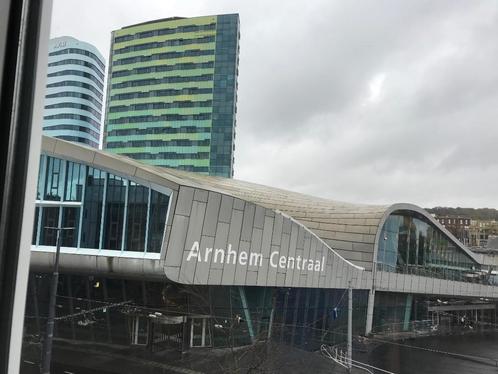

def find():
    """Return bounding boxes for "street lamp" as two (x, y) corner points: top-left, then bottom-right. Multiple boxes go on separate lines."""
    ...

(40, 225), (74, 374)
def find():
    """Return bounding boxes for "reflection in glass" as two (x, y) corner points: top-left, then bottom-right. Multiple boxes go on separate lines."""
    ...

(103, 174), (126, 250)
(32, 207), (39, 245)
(125, 182), (147, 252)
(34, 155), (170, 254)
(147, 190), (169, 253)
(65, 161), (85, 201)
(61, 207), (80, 247)
(36, 155), (45, 200)
(80, 167), (105, 248)
(44, 157), (63, 201)
(40, 207), (59, 246)
(377, 212), (477, 274)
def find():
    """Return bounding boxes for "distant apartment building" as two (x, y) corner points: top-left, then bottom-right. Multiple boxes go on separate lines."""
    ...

(434, 215), (498, 248)
(436, 216), (471, 245)
(103, 14), (240, 177)
(469, 220), (498, 247)
(43, 36), (105, 148)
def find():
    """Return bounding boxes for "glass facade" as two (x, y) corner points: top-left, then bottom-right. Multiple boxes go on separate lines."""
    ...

(210, 15), (239, 177)
(377, 211), (479, 281)
(33, 154), (171, 255)
(104, 14), (240, 177)
(372, 292), (424, 333)
(22, 274), (368, 356)
(372, 291), (498, 334)
(44, 37), (105, 148)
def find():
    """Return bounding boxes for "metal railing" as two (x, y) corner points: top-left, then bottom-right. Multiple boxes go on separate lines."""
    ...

(377, 263), (498, 286)
(321, 344), (397, 373)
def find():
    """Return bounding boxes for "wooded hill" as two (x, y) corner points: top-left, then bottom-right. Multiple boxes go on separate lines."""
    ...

(426, 207), (498, 221)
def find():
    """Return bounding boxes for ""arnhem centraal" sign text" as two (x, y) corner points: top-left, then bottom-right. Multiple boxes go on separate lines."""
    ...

(187, 241), (325, 272)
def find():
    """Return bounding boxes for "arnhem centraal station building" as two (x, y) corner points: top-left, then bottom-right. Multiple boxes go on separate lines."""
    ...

(22, 136), (498, 360)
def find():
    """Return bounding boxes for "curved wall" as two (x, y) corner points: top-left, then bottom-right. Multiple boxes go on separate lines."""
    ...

(31, 137), (369, 289)
(30, 137), (497, 301)
(163, 185), (368, 289)
(372, 203), (481, 271)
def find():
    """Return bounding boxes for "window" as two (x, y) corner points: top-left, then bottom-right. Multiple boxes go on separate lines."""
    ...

(44, 156), (64, 201)
(61, 207), (80, 247)
(40, 207), (59, 245)
(147, 190), (170, 253)
(125, 182), (148, 252)
(46, 80), (103, 100)
(111, 73), (213, 89)
(49, 47), (105, 70)
(45, 102), (101, 118)
(33, 155), (171, 255)
(48, 58), (104, 79)
(47, 69), (104, 89)
(377, 212), (478, 278)
(45, 91), (102, 108)
(43, 113), (100, 128)
(103, 174), (126, 250)
(80, 167), (105, 249)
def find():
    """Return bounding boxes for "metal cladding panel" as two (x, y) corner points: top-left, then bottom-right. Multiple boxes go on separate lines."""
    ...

(253, 206), (265, 229)
(276, 273), (285, 287)
(278, 232), (290, 276)
(208, 268), (223, 285)
(325, 260), (334, 287)
(233, 241), (250, 284)
(233, 198), (245, 211)
(211, 222), (230, 270)
(30, 252), (165, 280)
(176, 186), (195, 216)
(203, 192), (222, 236)
(163, 186), (366, 290)
(195, 235), (215, 284)
(178, 200), (207, 283)
(246, 271), (258, 284)
(241, 203), (255, 241)
(272, 213), (283, 246)
(310, 240), (320, 287)
(285, 225), (299, 287)
(267, 245), (279, 285)
(178, 248), (197, 284)
(160, 223), (172, 261)
(302, 232), (312, 273)
(227, 210), (243, 251)
(419, 276), (427, 293)
(60, 253), (97, 273)
(218, 195), (234, 223)
(53, 140), (95, 164)
(372, 272), (498, 298)
(134, 167), (179, 193)
(93, 153), (137, 177)
(194, 189), (209, 203)
(256, 248), (270, 286)
(393, 273), (402, 292)
(249, 227), (263, 283)
(164, 215), (189, 267)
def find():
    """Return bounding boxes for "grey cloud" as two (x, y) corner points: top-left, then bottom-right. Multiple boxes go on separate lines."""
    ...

(50, 0), (498, 208)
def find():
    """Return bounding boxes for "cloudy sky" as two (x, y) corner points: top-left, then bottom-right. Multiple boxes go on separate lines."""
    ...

(50, 0), (498, 208)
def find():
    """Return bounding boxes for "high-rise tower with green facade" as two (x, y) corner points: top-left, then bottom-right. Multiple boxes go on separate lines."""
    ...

(103, 14), (239, 177)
